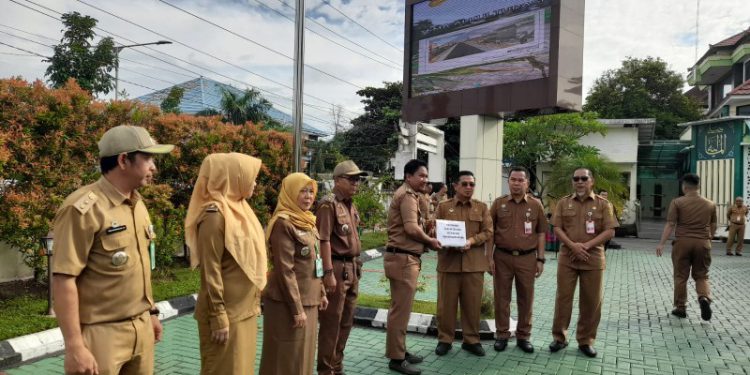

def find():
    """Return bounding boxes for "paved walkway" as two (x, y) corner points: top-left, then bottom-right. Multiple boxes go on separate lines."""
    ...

(8, 238), (750, 374)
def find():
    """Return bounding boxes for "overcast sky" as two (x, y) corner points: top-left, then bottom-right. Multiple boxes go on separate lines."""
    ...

(1, 0), (749, 134)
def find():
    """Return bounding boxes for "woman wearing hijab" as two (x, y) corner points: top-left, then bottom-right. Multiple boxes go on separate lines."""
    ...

(259, 172), (328, 375)
(185, 153), (267, 374)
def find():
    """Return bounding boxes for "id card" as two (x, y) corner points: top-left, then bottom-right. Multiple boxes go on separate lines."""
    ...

(524, 221), (532, 235)
(315, 258), (324, 278)
(586, 220), (595, 234)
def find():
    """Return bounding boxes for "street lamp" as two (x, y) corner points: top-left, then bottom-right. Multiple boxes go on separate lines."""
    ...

(114, 40), (173, 100)
(40, 232), (54, 317)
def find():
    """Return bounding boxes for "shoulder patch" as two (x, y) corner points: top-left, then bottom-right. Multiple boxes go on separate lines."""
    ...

(318, 194), (335, 206)
(73, 192), (98, 215)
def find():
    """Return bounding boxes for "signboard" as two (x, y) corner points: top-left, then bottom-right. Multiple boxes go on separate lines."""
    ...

(436, 219), (467, 248)
(403, 0), (585, 122)
(696, 122), (737, 160)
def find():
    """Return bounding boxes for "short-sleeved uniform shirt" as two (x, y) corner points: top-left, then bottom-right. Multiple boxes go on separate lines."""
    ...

(727, 204), (749, 225)
(316, 188), (361, 257)
(52, 177), (154, 324)
(490, 194), (548, 251)
(386, 183), (426, 255)
(666, 194), (717, 239)
(552, 192), (618, 270)
(434, 198), (493, 272)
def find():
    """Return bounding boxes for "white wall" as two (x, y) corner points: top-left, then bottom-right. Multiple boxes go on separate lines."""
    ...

(578, 126), (639, 164)
(0, 242), (33, 283)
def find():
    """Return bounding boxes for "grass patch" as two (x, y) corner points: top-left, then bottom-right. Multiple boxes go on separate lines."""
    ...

(0, 295), (58, 341)
(360, 230), (387, 250)
(151, 266), (201, 301)
(358, 293), (437, 315)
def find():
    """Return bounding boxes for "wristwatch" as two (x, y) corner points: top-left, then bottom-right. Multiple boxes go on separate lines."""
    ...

(536, 258), (546, 264)
(323, 268), (334, 275)
(149, 308), (160, 316)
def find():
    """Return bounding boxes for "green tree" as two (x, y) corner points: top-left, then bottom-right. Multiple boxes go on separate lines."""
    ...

(44, 12), (116, 95)
(341, 81), (402, 174)
(545, 152), (629, 212)
(308, 135), (346, 176)
(503, 112), (607, 193)
(220, 88), (272, 125)
(160, 87), (184, 114)
(584, 57), (702, 139)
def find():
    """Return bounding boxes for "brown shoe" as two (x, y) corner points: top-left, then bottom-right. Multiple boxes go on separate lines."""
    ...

(727, 252), (734, 256)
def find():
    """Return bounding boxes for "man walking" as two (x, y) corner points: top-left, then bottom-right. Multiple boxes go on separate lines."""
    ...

(489, 166), (547, 353)
(384, 159), (441, 375)
(433, 171), (493, 357)
(316, 160), (368, 375)
(52, 125), (173, 374)
(549, 168), (617, 358)
(656, 173), (717, 320)
(726, 196), (748, 256)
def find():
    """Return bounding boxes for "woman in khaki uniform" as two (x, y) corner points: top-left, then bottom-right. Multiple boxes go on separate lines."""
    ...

(260, 173), (328, 375)
(185, 153), (267, 374)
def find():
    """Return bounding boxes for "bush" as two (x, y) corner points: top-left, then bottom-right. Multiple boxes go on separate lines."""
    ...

(353, 178), (387, 230)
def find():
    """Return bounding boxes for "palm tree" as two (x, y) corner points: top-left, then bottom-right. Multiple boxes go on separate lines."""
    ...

(220, 88), (272, 125)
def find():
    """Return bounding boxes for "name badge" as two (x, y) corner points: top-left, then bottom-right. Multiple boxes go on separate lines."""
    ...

(315, 258), (324, 278)
(586, 220), (595, 234)
(106, 225), (127, 235)
(524, 221), (532, 235)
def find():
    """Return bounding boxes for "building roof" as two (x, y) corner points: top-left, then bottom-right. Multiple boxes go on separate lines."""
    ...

(729, 79), (750, 96)
(135, 77), (331, 137)
(711, 27), (750, 48)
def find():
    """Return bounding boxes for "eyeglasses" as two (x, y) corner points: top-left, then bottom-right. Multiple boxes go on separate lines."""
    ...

(341, 176), (364, 184)
(460, 181), (476, 187)
(572, 176), (590, 182)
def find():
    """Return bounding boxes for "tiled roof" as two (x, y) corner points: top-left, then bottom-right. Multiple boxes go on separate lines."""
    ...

(729, 79), (750, 96)
(135, 77), (331, 137)
(711, 27), (750, 48)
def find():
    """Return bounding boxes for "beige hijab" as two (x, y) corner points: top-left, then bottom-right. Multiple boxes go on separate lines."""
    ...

(264, 172), (318, 241)
(185, 153), (267, 290)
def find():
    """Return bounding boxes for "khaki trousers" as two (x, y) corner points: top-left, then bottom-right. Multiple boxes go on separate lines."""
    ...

(727, 223), (745, 254)
(317, 259), (359, 375)
(436, 271), (484, 344)
(551, 264), (604, 346)
(384, 252), (421, 360)
(493, 251), (536, 340)
(671, 238), (712, 308)
(197, 315), (257, 375)
(259, 299), (318, 375)
(80, 311), (154, 375)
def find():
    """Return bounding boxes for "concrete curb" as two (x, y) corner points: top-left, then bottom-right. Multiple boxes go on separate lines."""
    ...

(1, 247), (515, 369)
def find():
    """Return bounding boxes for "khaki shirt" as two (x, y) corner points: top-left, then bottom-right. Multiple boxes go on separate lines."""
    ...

(315, 189), (361, 257)
(51, 177), (153, 324)
(490, 194), (548, 251)
(552, 192), (618, 270)
(727, 204), (749, 225)
(667, 194), (717, 239)
(386, 183), (426, 254)
(194, 208), (261, 331)
(263, 217), (325, 315)
(434, 198), (493, 272)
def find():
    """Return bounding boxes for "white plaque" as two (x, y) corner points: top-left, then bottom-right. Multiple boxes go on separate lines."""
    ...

(436, 219), (467, 248)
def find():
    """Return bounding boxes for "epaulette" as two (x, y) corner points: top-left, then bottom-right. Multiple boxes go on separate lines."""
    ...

(73, 192), (98, 215)
(319, 194), (335, 205)
(205, 203), (219, 212)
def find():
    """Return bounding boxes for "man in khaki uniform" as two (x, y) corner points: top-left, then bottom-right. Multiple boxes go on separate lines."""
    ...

(656, 173), (717, 321)
(549, 168), (617, 358)
(52, 125), (173, 374)
(385, 159), (441, 375)
(316, 160), (367, 375)
(433, 171), (493, 357)
(489, 166), (547, 354)
(726, 196), (748, 256)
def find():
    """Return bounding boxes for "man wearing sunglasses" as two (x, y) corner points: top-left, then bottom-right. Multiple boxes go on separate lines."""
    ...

(316, 160), (368, 375)
(433, 171), (493, 357)
(549, 168), (617, 358)
(488, 166), (547, 354)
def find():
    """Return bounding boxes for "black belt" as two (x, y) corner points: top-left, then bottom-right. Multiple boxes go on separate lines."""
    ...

(385, 247), (421, 258)
(331, 254), (357, 262)
(495, 247), (536, 256)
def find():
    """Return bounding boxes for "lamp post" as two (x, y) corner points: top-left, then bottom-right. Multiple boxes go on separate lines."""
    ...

(114, 40), (172, 100)
(40, 232), (54, 317)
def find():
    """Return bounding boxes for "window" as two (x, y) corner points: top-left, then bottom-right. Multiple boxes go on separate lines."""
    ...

(738, 105), (750, 116)
(745, 60), (750, 82)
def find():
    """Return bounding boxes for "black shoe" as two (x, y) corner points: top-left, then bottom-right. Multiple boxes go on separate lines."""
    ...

(671, 308), (687, 318)
(434, 342), (452, 356)
(699, 297), (712, 321)
(517, 339), (534, 353)
(727, 252), (734, 256)
(579, 345), (597, 358)
(493, 339), (508, 352)
(549, 340), (568, 352)
(404, 352), (423, 364)
(736, 253), (743, 256)
(461, 343), (485, 356)
(389, 359), (421, 375)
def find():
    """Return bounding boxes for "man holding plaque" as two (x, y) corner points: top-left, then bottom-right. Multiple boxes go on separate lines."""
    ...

(488, 166), (547, 354)
(433, 171), (493, 357)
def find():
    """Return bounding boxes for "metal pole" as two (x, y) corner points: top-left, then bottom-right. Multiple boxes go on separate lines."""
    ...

(47, 254), (54, 316)
(292, 0), (305, 172)
(114, 49), (120, 100)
